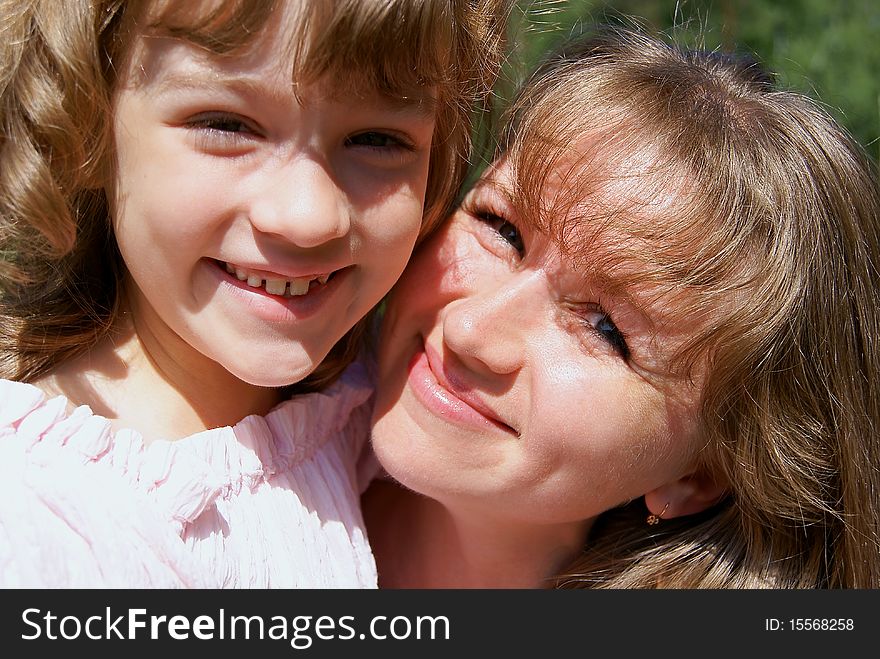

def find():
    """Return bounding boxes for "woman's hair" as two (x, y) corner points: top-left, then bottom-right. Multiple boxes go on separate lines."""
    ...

(0, 0), (508, 389)
(499, 25), (880, 588)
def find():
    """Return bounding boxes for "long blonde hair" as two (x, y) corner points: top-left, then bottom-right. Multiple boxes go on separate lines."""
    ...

(0, 0), (508, 389)
(500, 26), (880, 588)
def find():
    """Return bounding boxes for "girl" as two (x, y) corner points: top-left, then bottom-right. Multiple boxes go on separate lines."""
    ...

(363, 26), (880, 588)
(0, 0), (506, 587)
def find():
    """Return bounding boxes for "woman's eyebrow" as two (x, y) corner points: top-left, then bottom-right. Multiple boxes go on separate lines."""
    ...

(588, 273), (658, 328)
(572, 251), (694, 336)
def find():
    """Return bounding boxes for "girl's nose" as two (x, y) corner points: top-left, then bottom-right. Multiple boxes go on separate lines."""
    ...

(441, 272), (541, 377)
(248, 158), (351, 247)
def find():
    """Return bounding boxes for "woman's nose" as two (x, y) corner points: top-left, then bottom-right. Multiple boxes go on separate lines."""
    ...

(247, 158), (351, 247)
(441, 272), (540, 376)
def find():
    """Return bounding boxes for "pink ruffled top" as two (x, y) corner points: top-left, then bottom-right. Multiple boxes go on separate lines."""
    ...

(0, 364), (377, 588)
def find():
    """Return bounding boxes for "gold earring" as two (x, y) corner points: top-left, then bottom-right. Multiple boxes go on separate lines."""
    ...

(646, 502), (670, 525)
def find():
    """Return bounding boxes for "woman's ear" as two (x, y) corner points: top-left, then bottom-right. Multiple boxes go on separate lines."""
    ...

(644, 472), (727, 520)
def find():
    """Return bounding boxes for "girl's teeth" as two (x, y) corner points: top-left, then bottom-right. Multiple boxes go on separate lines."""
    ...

(223, 262), (333, 297)
(288, 278), (310, 296)
(264, 278), (287, 295)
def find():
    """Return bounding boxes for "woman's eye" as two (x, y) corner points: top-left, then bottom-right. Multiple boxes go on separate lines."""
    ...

(478, 212), (525, 256)
(346, 131), (410, 150)
(584, 306), (629, 359)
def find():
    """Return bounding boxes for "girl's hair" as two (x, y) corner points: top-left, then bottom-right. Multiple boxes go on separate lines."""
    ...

(500, 25), (880, 588)
(0, 0), (508, 389)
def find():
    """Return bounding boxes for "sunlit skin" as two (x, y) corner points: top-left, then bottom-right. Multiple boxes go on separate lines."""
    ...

(365, 158), (724, 587)
(35, 5), (436, 442)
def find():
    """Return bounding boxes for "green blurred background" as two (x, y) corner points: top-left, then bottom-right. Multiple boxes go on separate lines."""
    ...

(507, 0), (880, 164)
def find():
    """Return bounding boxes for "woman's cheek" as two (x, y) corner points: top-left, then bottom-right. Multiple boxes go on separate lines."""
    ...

(408, 228), (475, 293)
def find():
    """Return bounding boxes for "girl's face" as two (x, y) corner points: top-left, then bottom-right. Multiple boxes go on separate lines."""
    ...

(372, 158), (710, 529)
(110, 5), (435, 387)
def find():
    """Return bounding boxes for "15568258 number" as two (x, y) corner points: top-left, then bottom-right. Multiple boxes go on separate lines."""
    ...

(790, 618), (853, 631)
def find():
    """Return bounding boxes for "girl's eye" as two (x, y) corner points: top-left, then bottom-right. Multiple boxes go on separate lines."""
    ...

(186, 113), (260, 153)
(583, 306), (629, 359)
(188, 113), (254, 135)
(477, 211), (525, 256)
(200, 118), (246, 133)
(346, 131), (411, 151)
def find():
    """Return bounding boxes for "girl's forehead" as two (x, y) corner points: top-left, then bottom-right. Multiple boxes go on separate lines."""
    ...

(137, 0), (455, 99)
(123, 27), (437, 115)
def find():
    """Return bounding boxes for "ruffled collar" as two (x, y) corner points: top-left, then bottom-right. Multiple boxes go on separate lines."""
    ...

(0, 363), (374, 533)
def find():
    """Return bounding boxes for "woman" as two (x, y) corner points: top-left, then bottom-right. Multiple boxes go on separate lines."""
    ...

(361, 26), (880, 588)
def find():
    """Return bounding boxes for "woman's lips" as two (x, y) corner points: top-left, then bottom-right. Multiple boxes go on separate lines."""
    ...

(406, 341), (517, 435)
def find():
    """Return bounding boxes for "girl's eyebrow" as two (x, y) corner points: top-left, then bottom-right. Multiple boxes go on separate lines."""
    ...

(152, 67), (438, 117)
(148, 70), (298, 114)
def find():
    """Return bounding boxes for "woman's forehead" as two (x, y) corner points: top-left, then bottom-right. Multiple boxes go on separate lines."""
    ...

(497, 135), (692, 253)
(480, 144), (723, 344)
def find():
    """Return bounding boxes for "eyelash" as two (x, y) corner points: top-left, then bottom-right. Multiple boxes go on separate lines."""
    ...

(345, 131), (414, 153)
(187, 113), (259, 150)
(470, 202), (630, 359)
(471, 206), (526, 256)
(581, 304), (630, 360)
(187, 113), (414, 159)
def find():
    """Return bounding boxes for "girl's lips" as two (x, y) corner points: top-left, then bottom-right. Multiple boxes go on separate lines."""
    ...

(204, 257), (349, 323)
(217, 260), (332, 297)
(406, 342), (517, 435)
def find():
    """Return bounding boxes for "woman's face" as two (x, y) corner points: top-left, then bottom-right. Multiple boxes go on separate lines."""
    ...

(371, 158), (709, 528)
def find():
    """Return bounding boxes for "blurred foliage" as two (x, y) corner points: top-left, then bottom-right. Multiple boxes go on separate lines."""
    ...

(505, 0), (880, 163)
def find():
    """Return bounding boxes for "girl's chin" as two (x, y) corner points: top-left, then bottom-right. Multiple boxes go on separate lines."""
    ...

(235, 371), (315, 389)
(224, 358), (320, 389)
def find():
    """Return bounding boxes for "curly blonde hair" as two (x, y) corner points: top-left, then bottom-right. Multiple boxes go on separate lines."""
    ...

(500, 26), (880, 588)
(0, 0), (509, 389)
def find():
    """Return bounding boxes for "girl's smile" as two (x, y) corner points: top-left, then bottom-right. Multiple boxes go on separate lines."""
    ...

(202, 258), (350, 323)
(219, 261), (333, 296)
(110, 3), (436, 389)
